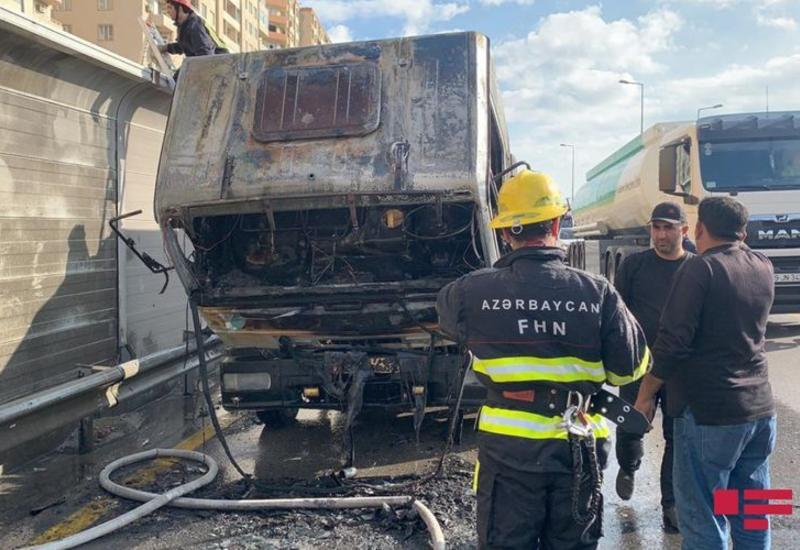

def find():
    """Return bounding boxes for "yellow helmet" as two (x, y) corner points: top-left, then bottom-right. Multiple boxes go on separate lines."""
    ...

(490, 169), (569, 229)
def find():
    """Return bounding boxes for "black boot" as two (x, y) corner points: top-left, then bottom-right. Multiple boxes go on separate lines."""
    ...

(615, 468), (635, 500)
(663, 506), (680, 533)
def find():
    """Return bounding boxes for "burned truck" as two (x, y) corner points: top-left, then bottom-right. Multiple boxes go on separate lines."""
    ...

(155, 32), (511, 427)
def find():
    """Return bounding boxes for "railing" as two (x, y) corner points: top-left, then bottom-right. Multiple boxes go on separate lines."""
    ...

(0, 336), (222, 460)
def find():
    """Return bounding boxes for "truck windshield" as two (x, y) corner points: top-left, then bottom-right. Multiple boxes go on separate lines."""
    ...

(699, 138), (800, 191)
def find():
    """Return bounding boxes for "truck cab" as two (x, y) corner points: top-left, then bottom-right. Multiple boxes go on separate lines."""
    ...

(155, 32), (511, 424)
(660, 112), (800, 312)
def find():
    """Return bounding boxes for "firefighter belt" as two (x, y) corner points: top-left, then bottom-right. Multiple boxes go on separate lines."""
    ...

(479, 387), (650, 440)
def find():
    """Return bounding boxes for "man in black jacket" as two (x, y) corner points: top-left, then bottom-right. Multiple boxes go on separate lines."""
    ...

(159, 0), (216, 59)
(635, 197), (775, 550)
(437, 168), (650, 549)
(613, 202), (693, 533)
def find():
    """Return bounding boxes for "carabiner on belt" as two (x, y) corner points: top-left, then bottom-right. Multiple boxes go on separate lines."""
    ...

(561, 391), (594, 438)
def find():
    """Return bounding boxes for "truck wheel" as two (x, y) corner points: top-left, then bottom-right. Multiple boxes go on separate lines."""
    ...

(256, 408), (299, 428)
(576, 242), (585, 269)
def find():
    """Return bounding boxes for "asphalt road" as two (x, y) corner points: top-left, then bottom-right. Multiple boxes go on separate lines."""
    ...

(1, 314), (799, 549)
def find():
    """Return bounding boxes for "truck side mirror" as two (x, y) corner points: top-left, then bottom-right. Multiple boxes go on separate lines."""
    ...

(659, 144), (679, 193)
(659, 140), (697, 202)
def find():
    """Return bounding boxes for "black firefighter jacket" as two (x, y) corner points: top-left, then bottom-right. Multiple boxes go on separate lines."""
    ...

(436, 246), (650, 473)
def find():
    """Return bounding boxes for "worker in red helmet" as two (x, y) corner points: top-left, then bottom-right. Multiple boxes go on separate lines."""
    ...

(159, 0), (216, 59)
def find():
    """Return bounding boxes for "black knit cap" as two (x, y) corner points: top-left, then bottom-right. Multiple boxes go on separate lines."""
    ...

(649, 202), (687, 224)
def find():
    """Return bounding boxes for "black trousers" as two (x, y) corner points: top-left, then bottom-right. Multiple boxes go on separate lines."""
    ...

(476, 449), (602, 550)
(615, 380), (675, 508)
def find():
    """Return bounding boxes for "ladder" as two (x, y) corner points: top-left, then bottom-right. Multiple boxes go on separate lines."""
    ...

(138, 16), (177, 76)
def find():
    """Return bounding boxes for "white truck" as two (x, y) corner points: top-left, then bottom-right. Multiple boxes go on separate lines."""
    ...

(567, 111), (800, 312)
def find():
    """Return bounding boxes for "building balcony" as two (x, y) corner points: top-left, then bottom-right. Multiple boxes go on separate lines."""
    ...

(269, 33), (287, 46)
(222, 10), (241, 29)
(269, 14), (288, 26)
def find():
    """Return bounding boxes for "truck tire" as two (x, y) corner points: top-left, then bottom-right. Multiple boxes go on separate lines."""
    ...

(256, 408), (299, 428)
(566, 241), (585, 269)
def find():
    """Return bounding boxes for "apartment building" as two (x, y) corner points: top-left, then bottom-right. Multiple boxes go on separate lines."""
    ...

(47, 0), (328, 65)
(52, 0), (175, 64)
(204, 0), (263, 54)
(263, 0), (297, 49)
(298, 6), (329, 47)
(1, 0), (64, 29)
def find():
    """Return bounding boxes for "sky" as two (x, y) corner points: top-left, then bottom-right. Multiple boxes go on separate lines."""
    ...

(302, 0), (800, 200)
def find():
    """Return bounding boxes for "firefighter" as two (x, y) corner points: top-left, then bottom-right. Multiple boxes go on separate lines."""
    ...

(437, 167), (651, 549)
(158, 0), (224, 59)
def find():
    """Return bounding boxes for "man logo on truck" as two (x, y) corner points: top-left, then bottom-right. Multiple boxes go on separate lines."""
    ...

(757, 229), (800, 240)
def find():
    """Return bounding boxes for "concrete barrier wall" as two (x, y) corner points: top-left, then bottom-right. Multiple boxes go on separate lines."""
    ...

(117, 88), (192, 358)
(0, 9), (187, 417)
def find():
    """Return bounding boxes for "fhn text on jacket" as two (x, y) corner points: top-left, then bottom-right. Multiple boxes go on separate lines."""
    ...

(479, 297), (602, 337)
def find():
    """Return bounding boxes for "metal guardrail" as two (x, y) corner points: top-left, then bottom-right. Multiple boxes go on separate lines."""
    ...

(0, 336), (222, 462)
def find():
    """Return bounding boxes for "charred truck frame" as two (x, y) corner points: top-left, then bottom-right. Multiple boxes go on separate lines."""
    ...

(155, 33), (511, 428)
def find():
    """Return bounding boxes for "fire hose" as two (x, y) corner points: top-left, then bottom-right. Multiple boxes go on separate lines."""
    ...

(24, 297), (449, 550)
(27, 449), (444, 550)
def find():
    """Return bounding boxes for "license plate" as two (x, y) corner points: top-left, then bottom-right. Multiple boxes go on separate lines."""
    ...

(774, 272), (800, 283)
(368, 356), (400, 374)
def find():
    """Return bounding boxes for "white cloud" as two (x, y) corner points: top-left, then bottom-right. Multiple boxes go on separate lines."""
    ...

(304, 0), (469, 36)
(479, 0), (535, 5)
(492, 7), (683, 195)
(668, 0), (738, 7)
(668, 0), (798, 29)
(755, 0), (798, 30)
(656, 54), (800, 116)
(496, 7), (682, 81)
(327, 24), (354, 43)
(756, 13), (797, 29)
(664, 0), (791, 8)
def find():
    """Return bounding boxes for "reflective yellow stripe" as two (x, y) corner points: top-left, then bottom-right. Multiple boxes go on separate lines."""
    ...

(472, 460), (480, 493)
(592, 415), (610, 438)
(478, 406), (610, 440)
(606, 347), (651, 386)
(472, 355), (605, 383)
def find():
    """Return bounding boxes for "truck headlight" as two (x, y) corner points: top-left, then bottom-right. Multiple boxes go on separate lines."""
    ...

(382, 208), (405, 229)
(222, 313), (247, 331)
(223, 373), (272, 391)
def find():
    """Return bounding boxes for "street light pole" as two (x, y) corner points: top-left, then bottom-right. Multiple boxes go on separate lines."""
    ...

(697, 103), (724, 120)
(559, 143), (575, 203)
(619, 79), (644, 135)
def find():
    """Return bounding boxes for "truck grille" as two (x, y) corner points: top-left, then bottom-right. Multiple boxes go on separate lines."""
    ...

(768, 256), (800, 274)
(745, 215), (800, 249)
